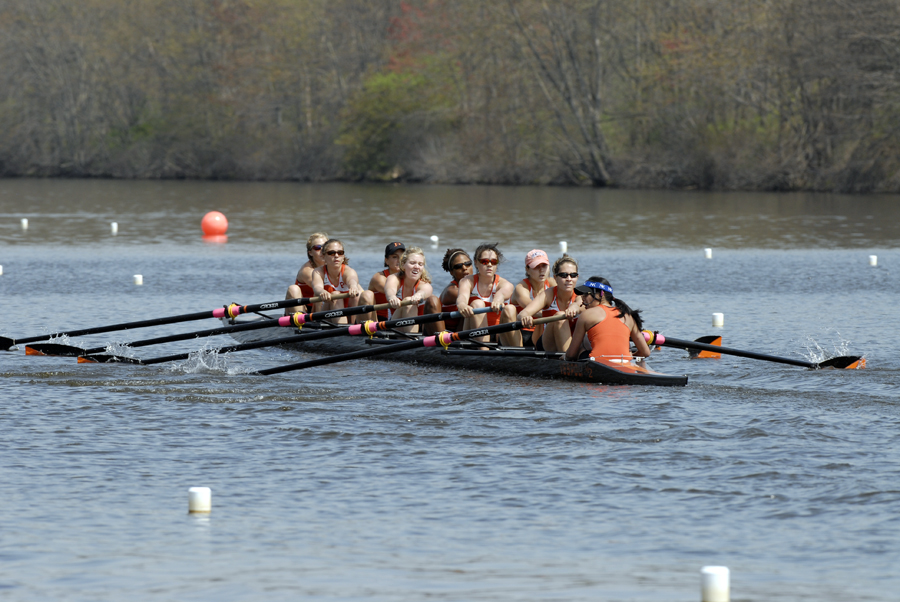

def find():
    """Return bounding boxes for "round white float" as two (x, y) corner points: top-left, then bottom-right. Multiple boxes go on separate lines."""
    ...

(712, 313), (724, 327)
(133, 274), (143, 286)
(111, 222), (118, 235)
(704, 248), (712, 259)
(869, 255), (877, 266)
(559, 241), (568, 253)
(188, 487), (211, 513)
(700, 566), (730, 602)
(21, 218), (28, 230)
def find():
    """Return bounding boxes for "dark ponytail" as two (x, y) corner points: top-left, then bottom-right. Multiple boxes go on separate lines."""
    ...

(587, 276), (643, 331)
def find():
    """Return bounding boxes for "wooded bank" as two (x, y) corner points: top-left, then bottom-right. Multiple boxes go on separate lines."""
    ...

(1, 0), (899, 192)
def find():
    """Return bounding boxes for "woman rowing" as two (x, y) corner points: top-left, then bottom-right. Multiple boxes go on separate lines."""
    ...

(518, 254), (583, 352)
(456, 242), (519, 347)
(310, 238), (363, 322)
(285, 231), (328, 315)
(384, 247), (434, 333)
(357, 241), (405, 323)
(438, 248), (473, 332)
(564, 277), (651, 362)
(511, 249), (555, 347)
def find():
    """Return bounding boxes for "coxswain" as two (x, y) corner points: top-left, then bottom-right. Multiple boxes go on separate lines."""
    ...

(438, 248), (473, 332)
(511, 249), (555, 347)
(310, 238), (363, 322)
(384, 247), (434, 333)
(456, 242), (518, 347)
(564, 276), (651, 362)
(357, 241), (405, 323)
(285, 232), (328, 315)
(518, 254), (583, 352)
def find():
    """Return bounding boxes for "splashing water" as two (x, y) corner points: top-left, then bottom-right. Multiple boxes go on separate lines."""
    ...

(169, 343), (255, 375)
(798, 330), (858, 364)
(104, 342), (137, 358)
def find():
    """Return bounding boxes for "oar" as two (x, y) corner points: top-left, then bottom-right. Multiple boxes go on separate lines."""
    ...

(256, 314), (567, 376)
(2, 293), (336, 352)
(644, 332), (865, 370)
(78, 301), (472, 364)
(26, 293), (358, 357)
(80, 307), (493, 364)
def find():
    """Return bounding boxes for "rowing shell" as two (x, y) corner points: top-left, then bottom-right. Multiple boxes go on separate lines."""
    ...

(222, 315), (688, 387)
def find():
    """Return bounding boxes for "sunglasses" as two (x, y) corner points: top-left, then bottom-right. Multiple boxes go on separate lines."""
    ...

(311, 244), (324, 251)
(452, 261), (473, 270)
(326, 249), (345, 256)
(556, 272), (579, 279)
(479, 258), (499, 266)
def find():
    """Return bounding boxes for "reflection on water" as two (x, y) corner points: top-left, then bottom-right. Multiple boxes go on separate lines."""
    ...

(1, 179), (899, 250)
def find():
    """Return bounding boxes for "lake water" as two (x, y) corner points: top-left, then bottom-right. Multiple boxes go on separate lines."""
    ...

(1, 179), (898, 601)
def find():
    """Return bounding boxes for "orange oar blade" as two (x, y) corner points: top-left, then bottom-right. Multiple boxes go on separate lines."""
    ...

(77, 356), (98, 364)
(25, 346), (46, 356)
(689, 335), (721, 359)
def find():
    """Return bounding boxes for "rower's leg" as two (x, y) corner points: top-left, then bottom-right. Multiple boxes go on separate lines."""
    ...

(552, 316), (573, 352)
(355, 290), (376, 324)
(423, 295), (444, 335)
(464, 299), (489, 346)
(540, 320), (560, 352)
(284, 284), (308, 315)
(392, 304), (419, 333)
(497, 304), (522, 347)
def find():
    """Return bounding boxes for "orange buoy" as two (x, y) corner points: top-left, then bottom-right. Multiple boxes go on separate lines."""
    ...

(201, 211), (228, 236)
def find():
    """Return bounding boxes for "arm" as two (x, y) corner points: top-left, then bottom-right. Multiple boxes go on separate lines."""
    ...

(511, 282), (531, 308)
(517, 287), (551, 329)
(410, 282), (433, 304)
(565, 313), (590, 361)
(456, 276), (475, 318)
(440, 282), (459, 305)
(344, 267), (363, 297)
(367, 271), (387, 293)
(492, 278), (515, 312)
(311, 268), (330, 301)
(384, 275), (401, 309)
(629, 321), (652, 358)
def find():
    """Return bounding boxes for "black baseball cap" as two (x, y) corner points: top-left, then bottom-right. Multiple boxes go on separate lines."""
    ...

(385, 242), (405, 257)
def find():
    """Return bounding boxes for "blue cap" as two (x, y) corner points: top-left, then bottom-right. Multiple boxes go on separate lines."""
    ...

(574, 280), (613, 296)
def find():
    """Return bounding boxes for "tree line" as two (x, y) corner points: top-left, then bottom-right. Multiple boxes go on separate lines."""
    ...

(0, 0), (898, 192)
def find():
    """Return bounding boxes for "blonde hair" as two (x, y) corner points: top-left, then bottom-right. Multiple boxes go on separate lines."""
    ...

(306, 232), (329, 263)
(552, 253), (578, 275)
(399, 247), (431, 283)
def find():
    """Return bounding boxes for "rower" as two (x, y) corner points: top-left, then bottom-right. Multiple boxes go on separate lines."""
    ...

(384, 247), (434, 333)
(518, 254), (583, 352)
(357, 241), (405, 323)
(285, 231), (328, 315)
(511, 249), (555, 347)
(438, 248), (473, 332)
(456, 242), (518, 347)
(564, 276), (651, 362)
(310, 238), (363, 323)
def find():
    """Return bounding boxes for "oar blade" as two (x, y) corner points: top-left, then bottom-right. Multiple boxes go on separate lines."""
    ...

(26, 343), (86, 357)
(817, 355), (866, 370)
(689, 335), (721, 359)
(78, 354), (142, 364)
(0, 336), (15, 351)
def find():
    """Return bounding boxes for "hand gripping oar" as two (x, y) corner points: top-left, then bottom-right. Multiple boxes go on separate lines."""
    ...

(643, 332), (865, 370)
(256, 314), (566, 376)
(78, 307), (493, 365)
(26, 293), (355, 357)
(3, 293), (336, 352)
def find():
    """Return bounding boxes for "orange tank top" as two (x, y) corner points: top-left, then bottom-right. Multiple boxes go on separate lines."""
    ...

(587, 305), (632, 360)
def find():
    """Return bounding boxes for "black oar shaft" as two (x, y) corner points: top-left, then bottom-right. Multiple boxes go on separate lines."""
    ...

(661, 336), (815, 368)
(2, 293), (332, 350)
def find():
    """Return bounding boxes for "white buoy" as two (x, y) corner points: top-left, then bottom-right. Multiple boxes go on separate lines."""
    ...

(188, 487), (211, 513)
(712, 312), (724, 327)
(20, 218), (28, 230)
(0, 265), (3, 276)
(430, 235), (439, 249)
(704, 248), (713, 259)
(133, 274), (143, 286)
(111, 222), (118, 235)
(559, 241), (568, 253)
(701, 566), (730, 602)
(869, 255), (877, 266)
